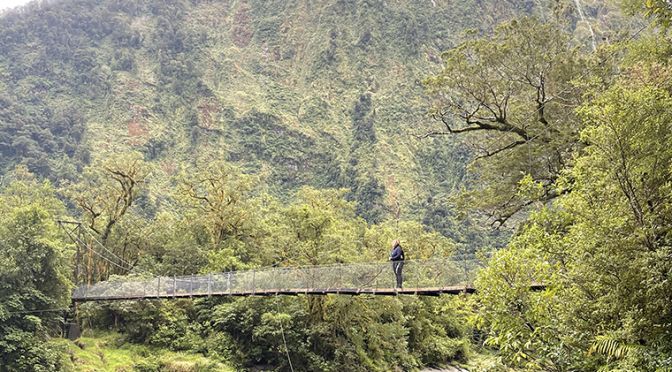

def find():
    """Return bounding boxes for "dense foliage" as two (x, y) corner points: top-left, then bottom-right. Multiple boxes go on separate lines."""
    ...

(0, 170), (72, 371)
(2, 0), (672, 371)
(0, 159), (470, 371)
(0, 0), (531, 208)
(427, 8), (672, 372)
(424, 17), (588, 227)
(473, 56), (672, 370)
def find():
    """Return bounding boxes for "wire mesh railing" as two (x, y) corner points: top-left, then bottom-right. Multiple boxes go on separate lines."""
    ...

(72, 257), (487, 301)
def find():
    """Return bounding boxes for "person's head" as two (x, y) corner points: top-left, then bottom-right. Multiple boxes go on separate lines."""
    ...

(392, 239), (400, 248)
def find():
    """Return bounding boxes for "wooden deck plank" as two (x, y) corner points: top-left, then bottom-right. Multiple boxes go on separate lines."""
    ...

(72, 284), (544, 302)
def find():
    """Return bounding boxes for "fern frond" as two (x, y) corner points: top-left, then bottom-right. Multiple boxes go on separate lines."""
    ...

(589, 334), (643, 361)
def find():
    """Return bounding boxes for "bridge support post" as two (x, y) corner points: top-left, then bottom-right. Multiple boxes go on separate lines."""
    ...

(415, 261), (419, 295)
(172, 276), (176, 299)
(336, 266), (341, 295)
(271, 267), (277, 294)
(157, 277), (161, 298)
(64, 301), (81, 340)
(208, 273), (212, 297)
(462, 255), (469, 287)
(189, 274), (193, 298)
(252, 270), (256, 295)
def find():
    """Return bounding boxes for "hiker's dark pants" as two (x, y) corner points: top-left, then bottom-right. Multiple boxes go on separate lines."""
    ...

(392, 261), (404, 288)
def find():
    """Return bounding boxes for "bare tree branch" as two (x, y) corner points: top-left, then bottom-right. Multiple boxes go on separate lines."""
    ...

(475, 139), (528, 160)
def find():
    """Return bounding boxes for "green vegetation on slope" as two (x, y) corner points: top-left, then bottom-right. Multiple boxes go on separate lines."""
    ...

(0, 0), (558, 227)
(5, 0), (670, 371)
(52, 331), (232, 372)
(422, 7), (672, 371)
(0, 169), (72, 371)
(0, 160), (472, 371)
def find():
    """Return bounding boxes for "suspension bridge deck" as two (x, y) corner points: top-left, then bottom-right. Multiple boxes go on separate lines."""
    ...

(73, 286), (479, 302)
(72, 258), (544, 302)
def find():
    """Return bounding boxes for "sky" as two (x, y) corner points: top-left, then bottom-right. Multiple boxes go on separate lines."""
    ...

(0, 0), (34, 11)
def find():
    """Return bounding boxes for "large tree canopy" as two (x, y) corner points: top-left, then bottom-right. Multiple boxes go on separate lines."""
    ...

(473, 38), (672, 371)
(0, 169), (72, 371)
(424, 17), (589, 226)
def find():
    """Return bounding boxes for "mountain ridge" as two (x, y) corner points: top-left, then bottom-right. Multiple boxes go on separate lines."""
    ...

(0, 0), (612, 228)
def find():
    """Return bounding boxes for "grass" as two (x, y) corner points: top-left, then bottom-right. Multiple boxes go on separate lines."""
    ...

(460, 350), (521, 372)
(50, 331), (233, 372)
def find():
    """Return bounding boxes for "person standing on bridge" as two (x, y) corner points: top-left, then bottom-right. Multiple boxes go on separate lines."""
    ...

(389, 239), (405, 289)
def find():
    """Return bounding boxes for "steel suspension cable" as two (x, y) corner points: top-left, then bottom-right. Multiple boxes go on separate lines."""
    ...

(59, 222), (131, 272)
(6, 308), (69, 315)
(79, 225), (134, 270)
(275, 297), (295, 372)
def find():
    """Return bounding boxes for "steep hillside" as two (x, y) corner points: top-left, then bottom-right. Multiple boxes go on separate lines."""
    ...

(7, 2), (668, 371)
(0, 0), (617, 227)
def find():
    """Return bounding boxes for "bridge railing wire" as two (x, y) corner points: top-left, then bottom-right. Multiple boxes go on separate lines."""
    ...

(72, 257), (488, 300)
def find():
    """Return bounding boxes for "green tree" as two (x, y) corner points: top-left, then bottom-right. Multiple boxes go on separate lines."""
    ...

(0, 169), (72, 371)
(622, 0), (672, 28)
(424, 17), (588, 227)
(176, 160), (262, 272)
(273, 187), (364, 266)
(64, 152), (149, 282)
(473, 55), (672, 371)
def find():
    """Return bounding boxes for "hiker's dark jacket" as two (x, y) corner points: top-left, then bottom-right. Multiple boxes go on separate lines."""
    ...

(390, 244), (405, 261)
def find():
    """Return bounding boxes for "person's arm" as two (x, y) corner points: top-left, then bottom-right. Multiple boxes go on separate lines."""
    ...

(390, 247), (401, 261)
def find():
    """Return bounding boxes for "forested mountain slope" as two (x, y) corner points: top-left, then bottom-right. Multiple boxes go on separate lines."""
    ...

(6, 1), (671, 371)
(0, 0), (608, 228)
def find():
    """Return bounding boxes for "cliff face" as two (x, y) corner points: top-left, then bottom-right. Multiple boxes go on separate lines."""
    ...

(0, 0), (596, 223)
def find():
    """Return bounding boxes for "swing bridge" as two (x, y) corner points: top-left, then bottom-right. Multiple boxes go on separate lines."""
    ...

(71, 257), (507, 302)
(59, 221), (543, 303)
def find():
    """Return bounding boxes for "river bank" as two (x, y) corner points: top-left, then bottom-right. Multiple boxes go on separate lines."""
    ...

(51, 332), (232, 372)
